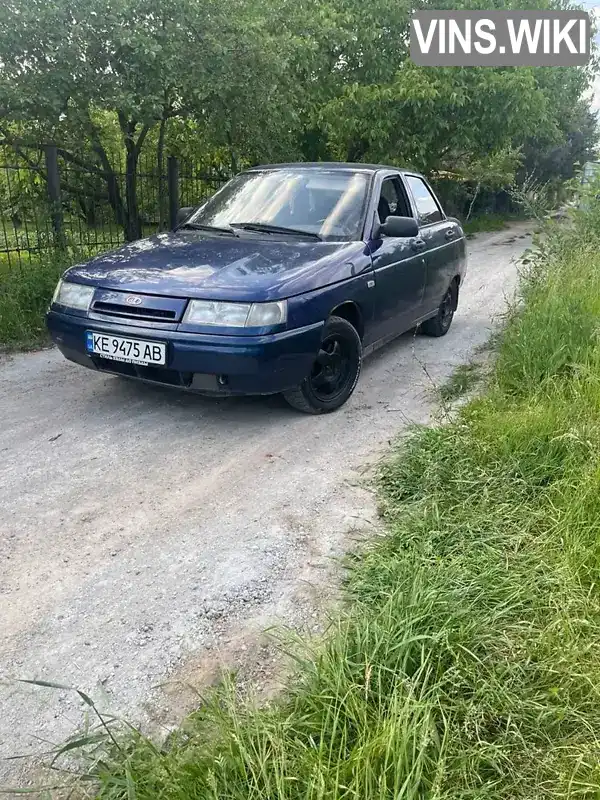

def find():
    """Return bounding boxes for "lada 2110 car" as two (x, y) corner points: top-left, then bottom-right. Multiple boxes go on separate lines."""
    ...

(47, 163), (467, 413)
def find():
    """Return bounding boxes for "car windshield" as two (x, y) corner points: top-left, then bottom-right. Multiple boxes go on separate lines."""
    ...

(188, 169), (370, 242)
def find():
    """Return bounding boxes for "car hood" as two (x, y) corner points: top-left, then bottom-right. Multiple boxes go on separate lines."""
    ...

(65, 232), (370, 301)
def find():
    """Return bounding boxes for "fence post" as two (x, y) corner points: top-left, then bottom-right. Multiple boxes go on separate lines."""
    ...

(168, 156), (179, 231)
(45, 144), (66, 247)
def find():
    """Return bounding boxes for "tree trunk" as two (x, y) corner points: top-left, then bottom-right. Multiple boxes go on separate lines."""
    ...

(124, 138), (141, 241)
(86, 119), (127, 230)
(465, 181), (481, 222)
(106, 169), (125, 229)
(300, 126), (330, 162)
(119, 116), (154, 241)
(157, 116), (168, 231)
(78, 196), (97, 226)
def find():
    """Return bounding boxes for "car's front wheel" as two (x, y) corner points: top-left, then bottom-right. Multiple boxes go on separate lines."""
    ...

(283, 316), (362, 414)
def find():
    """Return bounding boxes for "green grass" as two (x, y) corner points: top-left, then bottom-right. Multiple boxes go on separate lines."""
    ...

(462, 212), (518, 236)
(438, 361), (483, 403)
(0, 243), (112, 349)
(0, 252), (69, 348)
(0, 219), (161, 348)
(17, 207), (600, 798)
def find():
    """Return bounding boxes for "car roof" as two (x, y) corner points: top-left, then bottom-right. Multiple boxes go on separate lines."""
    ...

(247, 162), (422, 177)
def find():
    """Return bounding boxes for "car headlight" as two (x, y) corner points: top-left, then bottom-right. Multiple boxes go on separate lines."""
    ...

(246, 301), (287, 327)
(52, 280), (95, 311)
(183, 299), (287, 327)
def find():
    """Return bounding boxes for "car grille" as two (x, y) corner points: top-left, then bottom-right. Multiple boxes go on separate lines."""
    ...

(89, 290), (189, 324)
(94, 357), (193, 387)
(91, 300), (178, 322)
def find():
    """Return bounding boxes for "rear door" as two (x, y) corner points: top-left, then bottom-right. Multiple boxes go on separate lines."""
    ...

(367, 174), (427, 344)
(403, 174), (458, 314)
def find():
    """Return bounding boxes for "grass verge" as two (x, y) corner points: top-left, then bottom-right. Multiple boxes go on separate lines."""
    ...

(19, 204), (600, 798)
(462, 212), (523, 236)
(437, 360), (483, 404)
(0, 252), (70, 349)
(0, 244), (108, 349)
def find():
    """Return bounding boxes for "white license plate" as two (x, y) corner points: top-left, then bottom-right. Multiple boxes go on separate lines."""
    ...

(86, 331), (166, 366)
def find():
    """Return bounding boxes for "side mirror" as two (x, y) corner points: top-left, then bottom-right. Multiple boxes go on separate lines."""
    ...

(378, 215), (419, 238)
(176, 206), (197, 227)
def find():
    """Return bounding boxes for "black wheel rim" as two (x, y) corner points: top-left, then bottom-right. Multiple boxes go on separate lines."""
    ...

(440, 288), (454, 328)
(309, 333), (355, 402)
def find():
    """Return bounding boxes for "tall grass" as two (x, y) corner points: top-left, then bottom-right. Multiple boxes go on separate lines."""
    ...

(0, 244), (107, 349)
(461, 211), (514, 235)
(30, 203), (600, 798)
(0, 253), (69, 347)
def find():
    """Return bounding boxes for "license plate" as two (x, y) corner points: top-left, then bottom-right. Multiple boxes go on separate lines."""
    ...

(85, 331), (166, 366)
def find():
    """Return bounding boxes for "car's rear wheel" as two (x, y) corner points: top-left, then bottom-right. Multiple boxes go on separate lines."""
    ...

(283, 316), (362, 414)
(421, 280), (458, 337)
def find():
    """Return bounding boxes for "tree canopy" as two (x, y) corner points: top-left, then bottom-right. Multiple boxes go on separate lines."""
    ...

(0, 0), (596, 238)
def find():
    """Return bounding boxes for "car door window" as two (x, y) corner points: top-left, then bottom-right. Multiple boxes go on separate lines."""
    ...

(377, 178), (411, 223)
(406, 176), (442, 225)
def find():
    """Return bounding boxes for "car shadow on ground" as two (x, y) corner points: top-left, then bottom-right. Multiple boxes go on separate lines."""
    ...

(88, 368), (293, 419)
(361, 316), (490, 371)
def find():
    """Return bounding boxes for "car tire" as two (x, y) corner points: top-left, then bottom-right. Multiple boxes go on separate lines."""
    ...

(283, 316), (362, 414)
(421, 280), (458, 337)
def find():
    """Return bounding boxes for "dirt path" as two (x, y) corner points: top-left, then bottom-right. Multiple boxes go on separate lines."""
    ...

(0, 223), (532, 790)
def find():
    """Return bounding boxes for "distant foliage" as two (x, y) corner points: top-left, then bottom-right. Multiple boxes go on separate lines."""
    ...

(0, 0), (597, 235)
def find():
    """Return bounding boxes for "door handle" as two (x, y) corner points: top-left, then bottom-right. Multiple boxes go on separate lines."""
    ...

(445, 228), (455, 239)
(411, 238), (426, 251)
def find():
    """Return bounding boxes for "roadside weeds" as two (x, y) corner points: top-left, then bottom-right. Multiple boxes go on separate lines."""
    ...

(0, 253), (67, 349)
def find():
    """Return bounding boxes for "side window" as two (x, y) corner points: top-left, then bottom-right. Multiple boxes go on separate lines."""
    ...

(406, 176), (442, 225)
(377, 178), (411, 223)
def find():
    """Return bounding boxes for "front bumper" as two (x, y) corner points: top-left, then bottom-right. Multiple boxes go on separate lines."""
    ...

(46, 309), (324, 395)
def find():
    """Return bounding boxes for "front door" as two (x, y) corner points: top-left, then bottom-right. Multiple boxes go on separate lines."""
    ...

(368, 176), (427, 345)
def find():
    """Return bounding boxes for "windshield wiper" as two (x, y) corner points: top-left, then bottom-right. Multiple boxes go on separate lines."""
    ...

(178, 221), (236, 235)
(230, 222), (322, 241)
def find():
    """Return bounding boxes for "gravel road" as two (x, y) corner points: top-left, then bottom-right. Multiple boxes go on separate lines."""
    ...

(0, 223), (532, 791)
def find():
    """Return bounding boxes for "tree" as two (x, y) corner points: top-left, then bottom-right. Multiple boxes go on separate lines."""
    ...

(0, 0), (595, 239)
(292, 0), (596, 191)
(0, 0), (297, 239)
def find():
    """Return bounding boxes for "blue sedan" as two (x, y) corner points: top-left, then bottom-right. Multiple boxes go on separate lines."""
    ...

(47, 163), (467, 413)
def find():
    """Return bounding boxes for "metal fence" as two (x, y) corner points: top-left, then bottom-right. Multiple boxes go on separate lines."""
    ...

(0, 144), (231, 272)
